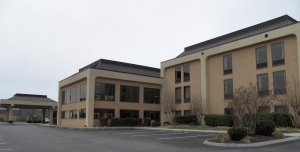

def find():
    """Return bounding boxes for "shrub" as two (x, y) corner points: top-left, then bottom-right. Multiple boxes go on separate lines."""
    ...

(255, 120), (275, 136)
(204, 114), (233, 127)
(228, 127), (247, 141)
(256, 114), (292, 127)
(163, 121), (170, 126)
(144, 118), (151, 126)
(100, 117), (108, 126)
(8, 120), (13, 123)
(110, 118), (142, 126)
(174, 115), (196, 124)
(152, 121), (160, 127)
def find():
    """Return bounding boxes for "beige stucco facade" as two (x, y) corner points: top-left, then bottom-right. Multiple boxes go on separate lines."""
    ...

(58, 20), (300, 127)
(58, 69), (163, 127)
(161, 22), (300, 123)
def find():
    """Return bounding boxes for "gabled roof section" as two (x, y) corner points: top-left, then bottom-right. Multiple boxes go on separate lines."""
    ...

(176, 15), (298, 58)
(79, 59), (161, 78)
(7, 94), (56, 102)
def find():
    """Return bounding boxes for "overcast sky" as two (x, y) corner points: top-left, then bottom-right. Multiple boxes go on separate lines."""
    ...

(0, 0), (299, 101)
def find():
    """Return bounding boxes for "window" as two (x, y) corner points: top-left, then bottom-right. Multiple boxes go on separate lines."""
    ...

(257, 73), (269, 96)
(69, 109), (78, 119)
(120, 85), (139, 103)
(120, 110), (139, 118)
(70, 87), (78, 103)
(95, 83), (115, 101)
(223, 54), (232, 74)
(273, 71), (286, 95)
(80, 84), (87, 101)
(175, 67), (181, 83)
(62, 90), (68, 105)
(144, 88), (160, 104)
(175, 110), (181, 116)
(61, 110), (68, 119)
(183, 65), (190, 82)
(175, 87), (181, 103)
(275, 106), (288, 113)
(184, 86), (190, 103)
(258, 106), (270, 114)
(144, 111), (160, 121)
(79, 109), (86, 118)
(224, 79), (233, 99)
(224, 108), (233, 115)
(184, 110), (190, 116)
(256, 46), (267, 69)
(272, 42), (284, 66)
(95, 108), (115, 118)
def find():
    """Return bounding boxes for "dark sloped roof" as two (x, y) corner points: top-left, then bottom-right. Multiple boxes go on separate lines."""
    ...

(176, 15), (298, 58)
(8, 94), (56, 102)
(79, 59), (161, 78)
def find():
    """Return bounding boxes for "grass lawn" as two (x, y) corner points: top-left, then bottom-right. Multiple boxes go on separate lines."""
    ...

(275, 128), (300, 133)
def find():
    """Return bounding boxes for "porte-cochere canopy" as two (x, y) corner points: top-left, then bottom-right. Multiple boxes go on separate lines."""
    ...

(0, 93), (57, 124)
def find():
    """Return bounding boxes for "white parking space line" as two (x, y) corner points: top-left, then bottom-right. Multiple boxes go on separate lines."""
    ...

(112, 131), (163, 135)
(156, 135), (209, 140)
(131, 132), (188, 137)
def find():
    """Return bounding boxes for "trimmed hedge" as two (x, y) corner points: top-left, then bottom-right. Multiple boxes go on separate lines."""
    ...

(228, 127), (247, 141)
(174, 115), (196, 124)
(110, 118), (142, 126)
(152, 121), (161, 127)
(204, 114), (233, 127)
(100, 117), (108, 126)
(255, 120), (275, 136)
(256, 114), (292, 127)
(144, 118), (151, 126)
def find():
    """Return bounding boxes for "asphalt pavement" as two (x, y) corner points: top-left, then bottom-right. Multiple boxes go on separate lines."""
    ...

(0, 123), (300, 152)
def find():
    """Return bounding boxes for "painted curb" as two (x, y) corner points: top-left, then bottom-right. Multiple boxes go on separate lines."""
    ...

(203, 136), (300, 147)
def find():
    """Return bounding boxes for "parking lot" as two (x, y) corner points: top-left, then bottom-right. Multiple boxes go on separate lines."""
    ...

(0, 123), (300, 152)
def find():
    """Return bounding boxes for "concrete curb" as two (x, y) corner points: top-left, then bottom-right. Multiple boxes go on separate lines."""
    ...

(135, 127), (227, 134)
(203, 136), (300, 147)
(38, 124), (136, 130)
(38, 124), (228, 133)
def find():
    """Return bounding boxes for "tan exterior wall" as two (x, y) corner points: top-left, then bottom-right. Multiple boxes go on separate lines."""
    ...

(207, 36), (299, 114)
(58, 70), (162, 127)
(60, 79), (87, 127)
(163, 60), (201, 115)
(94, 77), (161, 118)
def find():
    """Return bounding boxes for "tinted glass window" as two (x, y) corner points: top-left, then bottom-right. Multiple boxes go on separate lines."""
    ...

(224, 79), (233, 99)
(272, 42), (284, 66)
(120, 85), (139, 102)
(183, 65), (190, 82)
(223, 55), (232, 74)
(175, 67), (181, 83)
(273, 71), (286, 95)
(256, 46), (267, 69)
(175, 87), (181, 103)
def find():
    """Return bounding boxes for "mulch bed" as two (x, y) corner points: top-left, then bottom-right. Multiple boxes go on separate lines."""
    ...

(210, 135), (287, 143)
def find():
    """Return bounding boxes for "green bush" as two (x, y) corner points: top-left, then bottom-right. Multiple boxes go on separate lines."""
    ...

(174, 115), (196, 124)
(228, 127), (247, 141)
(110, 118), (142, 126)
(144, 118), (151, 126)
(163, 121), (170, 126)
(204, 114), (233, 127)
(8, 120), (13, 123)
(255, 120), (275, 136)
(152, 121), (160, 127)
(100, 117), (108, 126)
(256, 114), (292, 127)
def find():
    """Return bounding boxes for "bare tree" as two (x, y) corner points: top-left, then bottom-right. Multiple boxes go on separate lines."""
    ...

(189, 95), (207, 125)
(161, 91), (178, 124)
(226, 83), (273, 135)
(275, 78), (300, 128)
